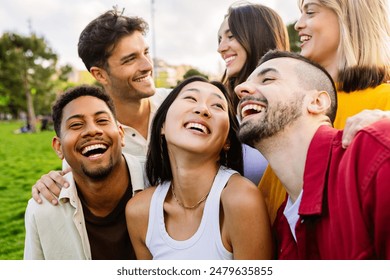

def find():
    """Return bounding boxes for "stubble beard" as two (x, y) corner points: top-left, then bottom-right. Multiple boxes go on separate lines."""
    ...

(238, 98), (304, 148)
(109, 73), (156, 101)
(81, 157), (115, 180)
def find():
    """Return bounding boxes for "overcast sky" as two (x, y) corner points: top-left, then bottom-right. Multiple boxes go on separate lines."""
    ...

(1, 0), (301, 76)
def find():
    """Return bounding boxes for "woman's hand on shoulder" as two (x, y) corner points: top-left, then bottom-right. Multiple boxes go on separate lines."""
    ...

(342, 109), (390, 148)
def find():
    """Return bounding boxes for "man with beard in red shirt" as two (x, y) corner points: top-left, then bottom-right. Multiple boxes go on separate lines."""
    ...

(235, 50), (390, 259)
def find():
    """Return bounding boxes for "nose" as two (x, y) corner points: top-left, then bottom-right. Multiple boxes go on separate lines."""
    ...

(81, 121), (103, 137)
(194, 104), (211, 118)
(139, 54), (153, 72)
(234, 82), (253, 99)
(217, 38), (228, 54)
(294, 15), (305, 31)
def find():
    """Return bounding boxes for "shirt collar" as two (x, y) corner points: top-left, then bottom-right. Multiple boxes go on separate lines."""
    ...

(58, 172), (78, 208)
(58, 153), (145, 206)
(300, 125), (340, 215)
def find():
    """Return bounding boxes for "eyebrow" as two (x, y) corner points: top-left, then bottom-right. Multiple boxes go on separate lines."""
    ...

(222, 28), (231, 35)
(257, 67), (279, 77)
(120, 53), (136, 64)
(120, 46), (150, 63)
(184, 88), (225, 100)
(65, 111), (111, 122)
(302, 2), (321, 10)
(218, 27), (231, 40)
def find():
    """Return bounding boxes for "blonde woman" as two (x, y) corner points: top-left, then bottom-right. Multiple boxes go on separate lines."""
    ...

(296, 0), (390, 131)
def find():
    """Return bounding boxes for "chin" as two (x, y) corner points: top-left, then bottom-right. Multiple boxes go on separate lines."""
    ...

(84, 167), (112, 180)
(81, 159), (114, 180)
(140, 87), (156, 97)
(300, 48), (312, 60)
(227, 69), (239, 78)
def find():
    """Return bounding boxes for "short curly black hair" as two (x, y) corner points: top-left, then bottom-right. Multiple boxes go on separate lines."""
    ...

(52, 85), (116, 137)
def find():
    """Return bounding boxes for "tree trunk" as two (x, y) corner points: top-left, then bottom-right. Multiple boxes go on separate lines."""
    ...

(23, 68), (37, 133)
(25, 89), (37, 133)
(22, 62), (37, 133)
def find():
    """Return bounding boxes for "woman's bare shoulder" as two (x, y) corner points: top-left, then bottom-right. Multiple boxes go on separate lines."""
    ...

(126, 186), (157, 218)
(221, 174), (264, 209)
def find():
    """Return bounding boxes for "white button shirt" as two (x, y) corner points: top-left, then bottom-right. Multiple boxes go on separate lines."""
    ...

(24, 153), (145, 259)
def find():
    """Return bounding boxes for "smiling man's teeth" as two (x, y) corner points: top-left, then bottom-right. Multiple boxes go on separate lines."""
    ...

(135, 76), (150, 82)
(185, 122), (209, 134)
(81, 144), (107, 155)
(241, 104), (264, 118)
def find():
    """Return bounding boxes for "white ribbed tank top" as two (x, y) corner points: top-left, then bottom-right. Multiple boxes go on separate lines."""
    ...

(146, 167), (237, 260)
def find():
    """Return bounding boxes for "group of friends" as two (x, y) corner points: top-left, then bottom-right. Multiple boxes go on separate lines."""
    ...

(24, 0), (390, 260)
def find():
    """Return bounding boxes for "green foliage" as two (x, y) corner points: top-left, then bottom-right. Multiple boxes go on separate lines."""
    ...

(287, 22), (300, 53)
(182, 69), (208, 80)
(0, 121), (62, 259)
(174, 68), (210, 86)
(0, 32), (73, 118)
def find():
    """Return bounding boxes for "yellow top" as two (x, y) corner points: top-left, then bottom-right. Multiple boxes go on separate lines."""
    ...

(259, 83), (390, 224)
(334, 83), (390, 129)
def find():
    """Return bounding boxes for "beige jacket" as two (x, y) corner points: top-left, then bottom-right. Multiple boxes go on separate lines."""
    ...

(23, 153), (144, 259)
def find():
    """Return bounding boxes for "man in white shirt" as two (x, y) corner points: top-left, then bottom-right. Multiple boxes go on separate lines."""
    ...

(32, 9), (170, 204)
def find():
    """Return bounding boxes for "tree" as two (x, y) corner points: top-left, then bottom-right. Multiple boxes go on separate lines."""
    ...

(287, 22), (300, 53)
(176, 68), (209, 86)
(182, 68), (209, 80)
(0, 32), (72, 131)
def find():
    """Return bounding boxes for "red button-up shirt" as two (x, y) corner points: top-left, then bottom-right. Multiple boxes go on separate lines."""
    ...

(274, 120), (390, 259)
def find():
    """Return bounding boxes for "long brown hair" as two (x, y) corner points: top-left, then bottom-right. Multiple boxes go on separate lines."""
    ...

(221, 3), (290, 109)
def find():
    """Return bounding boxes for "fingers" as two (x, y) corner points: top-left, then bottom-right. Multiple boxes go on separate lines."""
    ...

(31, 185), (43, 204)
(62, 166), (72, 176)
(342, 109), (388, 149)
(342, 119), (363, 149)
(31, 170), (70, 206)
(48, 170), (70, 189)
(60, 166), (72, 177)
(32, 181), (58, 205)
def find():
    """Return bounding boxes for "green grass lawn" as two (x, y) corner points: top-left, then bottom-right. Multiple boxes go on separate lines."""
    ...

(0, 121), (62, 259)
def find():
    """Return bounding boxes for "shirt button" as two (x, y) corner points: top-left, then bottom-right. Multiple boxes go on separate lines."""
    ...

(301, 219), (304, 223)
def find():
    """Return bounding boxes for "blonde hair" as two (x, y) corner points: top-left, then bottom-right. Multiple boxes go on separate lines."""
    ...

(298, 0), (390, 91)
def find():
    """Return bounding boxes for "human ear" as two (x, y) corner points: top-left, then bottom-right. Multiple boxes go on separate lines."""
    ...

(307, 91), (331, 115)
(52, 136), (64, 160)
(90, 66), (108, 85)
